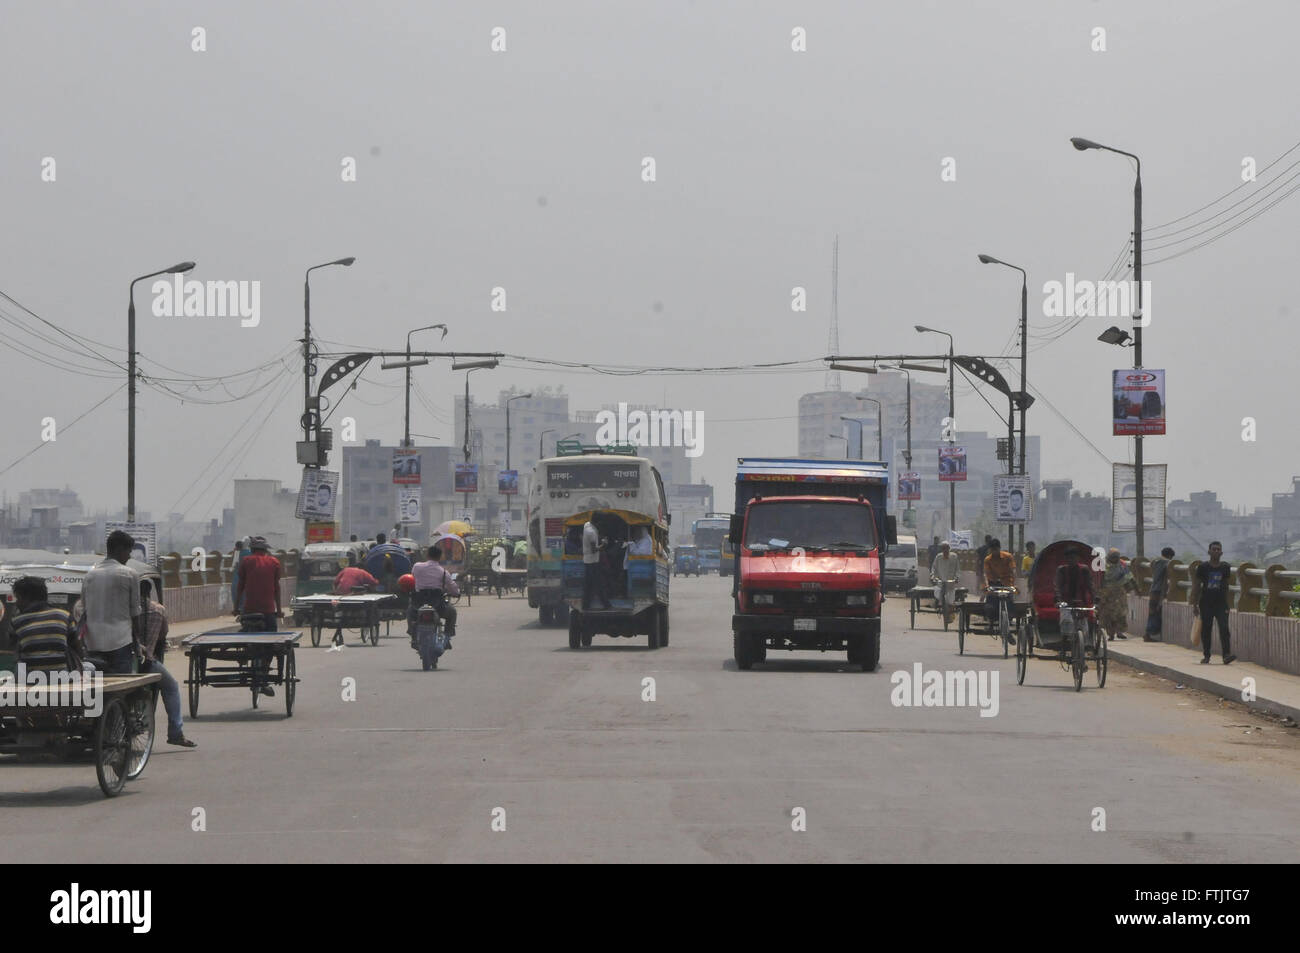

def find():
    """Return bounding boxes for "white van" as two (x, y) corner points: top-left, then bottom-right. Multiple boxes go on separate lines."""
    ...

(883, 534), (919, 592)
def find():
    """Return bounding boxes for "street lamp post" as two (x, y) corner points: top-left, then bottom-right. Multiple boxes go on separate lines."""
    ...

(1072, 136), (1145, 559)
(454, 359), (498, 520)
(882, 365), (914, 527)
(539, 429), (556, 460)
(827, 433), (848, 455)
(842, 400), (881, 460)
(402, 325), (447, 447)
(504, 393), (533, 533)
(128, 261), (196, 521)
(301, 257), (354, 545)
(978, 254), (1029, 553)
(916, 326), (956, 538)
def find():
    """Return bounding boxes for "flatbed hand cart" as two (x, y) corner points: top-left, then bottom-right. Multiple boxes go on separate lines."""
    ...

(0, 672), (160, 797)
(182, 631), (300, 716)
(956, 589), (1028, 657)
(907, 583), (968, 631)
(1018, 539), (1108, 691)
(291, 593), (396, 647)
(489, 567), (526, 597)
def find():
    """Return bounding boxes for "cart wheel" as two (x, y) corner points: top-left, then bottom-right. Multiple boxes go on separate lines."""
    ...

(568, 610), (581, 650)
(581, 621), (593, 648)
(252, 682), (260, 708)
(1015, 632), (1028, 686)
(187, 652), (201, 718)
(958, 610), (965, 656)
(311, 625), (321, 648)
(370, 624), (380, 646)
(1094, 621), (1107, 688)
(284, 650), (296, 716)
(1072, 632), (1085, 692)
(125, 688), (157, 780)
(909, 599), (916, 630)
(94, 696), (129, 797)
(1000, 601), (1010, 659)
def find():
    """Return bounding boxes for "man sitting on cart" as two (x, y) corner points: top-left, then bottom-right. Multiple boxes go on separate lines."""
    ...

(333, 557), (379, 596)
(982, 538), (1017, 639)
(408, 545), (459, 649)
(1054, 545), (1095, 608)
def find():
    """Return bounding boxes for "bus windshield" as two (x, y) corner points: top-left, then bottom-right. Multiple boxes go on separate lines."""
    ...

(743, 501), (876, 553)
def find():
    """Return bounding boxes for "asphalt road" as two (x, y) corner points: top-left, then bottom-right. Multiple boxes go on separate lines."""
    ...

(3, 577), (1298, 863)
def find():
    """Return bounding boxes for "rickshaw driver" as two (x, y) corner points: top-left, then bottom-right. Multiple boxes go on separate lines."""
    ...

(982, 538), (1017, 641)
(930, 541), (960, 624)
(1053, 545), (1095, 607)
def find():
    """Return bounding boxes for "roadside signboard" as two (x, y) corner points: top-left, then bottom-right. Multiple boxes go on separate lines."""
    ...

(994, 474), (1033, 523)
(454, 463), (478, 494)
(1112, 463), (1167, 531)
(393, 449), (421, 485)
(1113, 369), (1166, 436)
(106, 521), (157, 566)
(295, 469), (339, 520)
(938, 447), (967, 482)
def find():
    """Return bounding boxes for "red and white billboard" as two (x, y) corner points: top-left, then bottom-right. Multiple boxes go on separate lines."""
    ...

(1113, 369), (1165, 436)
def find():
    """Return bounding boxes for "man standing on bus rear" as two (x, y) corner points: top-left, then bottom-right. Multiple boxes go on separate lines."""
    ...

(582, 520), (611, 610)
(82, 529), (142, 674)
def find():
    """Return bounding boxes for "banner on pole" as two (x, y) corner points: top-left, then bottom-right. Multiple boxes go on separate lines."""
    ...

(994, 475), (1033, 523)
(1113, 369), (1166, 436)
(398, 487), (422, 525)
(393, 449), (421, 485)
(938, 447), (967, 482)
(1112, 463), (1167, 531)
(295, 469), (339, 520)
(898, 472), (921, 501)
(106, 521), (157, 567)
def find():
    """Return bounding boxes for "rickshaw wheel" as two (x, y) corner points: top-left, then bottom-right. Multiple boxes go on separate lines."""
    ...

(95, 697), (129, 797)
(568, 610), (581, 650)
(1094, 621), (1107, 688)
(1016, 639), (1027, 685)
(958, 611), (965, 656)
(187, 653), (201, 718)
(999, 602), (1011, 658)
(284, 650), (297, 716)
(1072, 632), (1085, 692)
(125, 688), (157, 780)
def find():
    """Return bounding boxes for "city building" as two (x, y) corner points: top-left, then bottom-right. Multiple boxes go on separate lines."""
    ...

(339, 441), (454, 542)
(233, 479), (301, 552)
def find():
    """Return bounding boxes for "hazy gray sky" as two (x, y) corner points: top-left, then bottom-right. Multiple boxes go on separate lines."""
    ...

(2, 0), (1295, 519)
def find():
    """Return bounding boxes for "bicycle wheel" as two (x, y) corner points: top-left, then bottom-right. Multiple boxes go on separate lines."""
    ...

(1094, 620), (1107, 688)
(957, 607), (965, 655)
(1072, 632), (1085, 692)
(1000, 600), (1010, 658)
(1016, 623), (1029, 685)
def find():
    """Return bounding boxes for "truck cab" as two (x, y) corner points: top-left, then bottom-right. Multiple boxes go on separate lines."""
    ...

(729, 459), (895, 671)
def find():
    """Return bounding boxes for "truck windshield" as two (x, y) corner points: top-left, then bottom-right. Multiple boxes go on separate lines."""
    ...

(744, 502), (876, 552)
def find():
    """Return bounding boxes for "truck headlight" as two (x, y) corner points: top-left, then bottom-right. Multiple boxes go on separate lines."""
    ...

(751, 593), (774, 605)
(845, 593), (870, 606)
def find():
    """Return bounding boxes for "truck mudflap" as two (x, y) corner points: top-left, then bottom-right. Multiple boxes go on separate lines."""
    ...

(732, 614), (877, 636)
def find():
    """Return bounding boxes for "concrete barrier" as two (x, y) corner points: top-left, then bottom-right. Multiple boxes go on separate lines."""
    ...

(1128, 594), (1300, 676)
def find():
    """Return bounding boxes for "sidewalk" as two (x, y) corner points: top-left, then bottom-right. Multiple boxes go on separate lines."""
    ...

(1108, 637), (1300, 724)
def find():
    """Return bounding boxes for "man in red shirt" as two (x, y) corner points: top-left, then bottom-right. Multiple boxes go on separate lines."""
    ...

(233, 537), (283, 696)
(234, 537), (283, 628)
(333, 560), (379, 595)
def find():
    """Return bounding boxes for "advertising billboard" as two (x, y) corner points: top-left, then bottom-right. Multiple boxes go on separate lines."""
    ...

(994, 474), (1033, 523)
(393, 449), (421, 485)
(295, 469), (339, 521)
(938, 447), (967, 482)
(454, 463), (479, 494)
(897, 472), (921, 501)
(1113, 369), (1166, 436)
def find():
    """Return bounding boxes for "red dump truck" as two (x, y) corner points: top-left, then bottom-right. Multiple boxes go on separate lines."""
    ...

(729, 458), (896, 671)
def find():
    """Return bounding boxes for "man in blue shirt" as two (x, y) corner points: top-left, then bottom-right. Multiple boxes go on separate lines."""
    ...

(1191, 541), (1237, 665)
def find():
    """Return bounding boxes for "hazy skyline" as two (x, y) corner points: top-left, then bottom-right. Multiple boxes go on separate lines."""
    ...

(3, 0), (1296, 523)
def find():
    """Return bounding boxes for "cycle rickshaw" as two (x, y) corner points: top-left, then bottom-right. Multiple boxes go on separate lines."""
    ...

(1017, 539), (1107, 691)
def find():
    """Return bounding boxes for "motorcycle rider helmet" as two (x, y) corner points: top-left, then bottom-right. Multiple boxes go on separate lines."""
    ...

(398, 573), (416, 592)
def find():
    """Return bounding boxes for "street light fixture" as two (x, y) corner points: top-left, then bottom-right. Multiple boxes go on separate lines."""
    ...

(916, 325), (957, 536)
(843, 398), (882, 460)
(505, 393), (534, 473)
(395, 324), (448, 447)
(978, 251), (1029, 553)
(1098, 326), (1132, 346)
(539, 429), (556, 459)
(458, 360), (499, 520)
(128, 260), (196, 520)
(1073, 134), (1147, 558)
(829, 363), (878, 374)
(302, 257), (356, 444)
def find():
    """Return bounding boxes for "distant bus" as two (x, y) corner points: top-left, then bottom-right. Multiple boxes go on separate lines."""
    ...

(527, 445), (668, 625)
(692, 516), (731, 574)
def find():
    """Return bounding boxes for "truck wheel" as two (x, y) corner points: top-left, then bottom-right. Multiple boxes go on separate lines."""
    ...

(733, 631), (755, 670)
(540, 605), (552, 626)
(555, 604), (570, 627)
(647, 608), (661, 650)
(658, 605), (669, 647)
(860, 631), (880, 672)
(568, 611), (581, 650)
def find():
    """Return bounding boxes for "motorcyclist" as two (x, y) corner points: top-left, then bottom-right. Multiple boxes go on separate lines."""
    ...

(408, 545), (459, 650)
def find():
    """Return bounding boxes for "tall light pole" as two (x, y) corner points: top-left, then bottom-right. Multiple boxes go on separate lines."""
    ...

(454, 359), (498, 519)
(539, 429), (556, 459)
(827, 433), (848, 455)
(303, 258), (356, 448)
(128, 261), (196, 521)
(1072, 136), (1144, 558)
(882, 365), (914, 528)
(842, 399), (881, 459)
(916, 325), (955, 537)
(978, 253), (1029, 553)
(505, 393), (533, 474)
(401, 324), (447, 447)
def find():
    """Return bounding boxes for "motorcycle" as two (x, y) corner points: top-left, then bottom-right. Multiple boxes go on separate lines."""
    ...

(414, 602), (446, 671)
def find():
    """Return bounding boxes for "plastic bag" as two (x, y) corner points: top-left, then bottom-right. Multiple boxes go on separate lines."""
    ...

(1190, 616), (1202, 648)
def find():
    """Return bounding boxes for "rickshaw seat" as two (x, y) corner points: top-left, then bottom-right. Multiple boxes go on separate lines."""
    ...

(1033, 591), (1060, 626)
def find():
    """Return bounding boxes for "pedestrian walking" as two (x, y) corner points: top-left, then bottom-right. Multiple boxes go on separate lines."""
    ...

(139, 580), (196, 747)
(1190, 541), (1237, 665)
(1098, 548), (1137, 641)
(926, 536), (941, 569)
(581, 519), (610, 610)
(81, 529), (142, 673)
(1145, 546), (1176, 642)
(1020, 541), (1036, 573)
